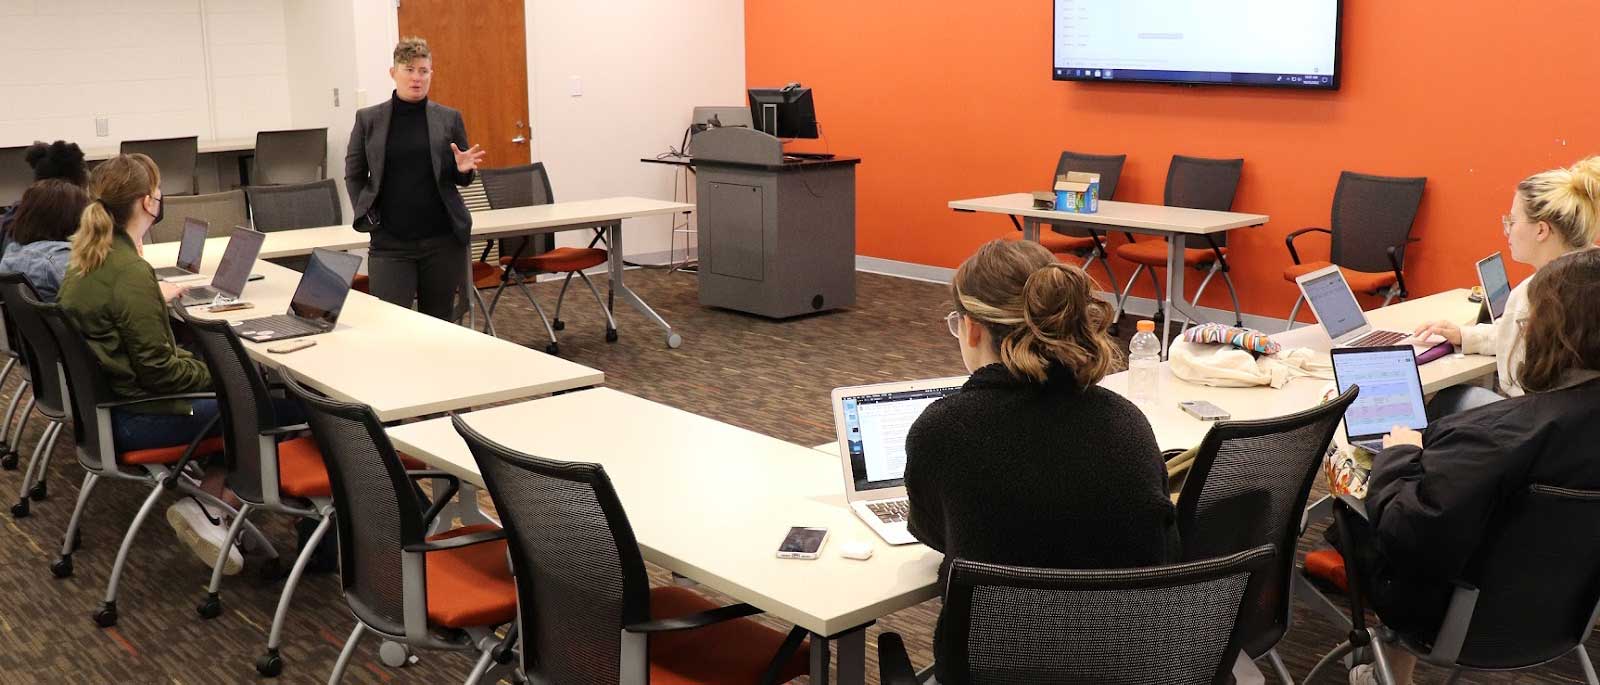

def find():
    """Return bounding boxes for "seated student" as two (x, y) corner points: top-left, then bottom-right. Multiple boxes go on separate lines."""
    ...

(57, 154), (244, 574)
(904, 239), (1179, 583)
(1350, 249), (1600, 685)
(0, 141), (89, 254)
(1414, 156), (1600, 397)
(0, 179), (89, 300)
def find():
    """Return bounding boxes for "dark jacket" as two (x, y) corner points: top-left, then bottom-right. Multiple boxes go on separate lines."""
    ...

(1365, 373), (1600, 634)
(904, 363), (1180, 583)
(344, 95), (475, 244)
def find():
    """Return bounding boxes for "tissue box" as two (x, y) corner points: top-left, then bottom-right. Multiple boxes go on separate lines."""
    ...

(1053, 172), (1100, 214)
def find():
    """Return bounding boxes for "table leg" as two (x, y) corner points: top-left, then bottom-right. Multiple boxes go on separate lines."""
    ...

(1023, 216), (1041, 242)
(1162, 234), (1186, 356)
(808, 625), (868, 685)
(427, 481), (495, 534)
(606, 220), (682, 348)
(458, 254), (496, 338)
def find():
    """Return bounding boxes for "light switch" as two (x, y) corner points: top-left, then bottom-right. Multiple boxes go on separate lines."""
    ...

(95, 117), (109, 137)
(569, 76), (582, 97)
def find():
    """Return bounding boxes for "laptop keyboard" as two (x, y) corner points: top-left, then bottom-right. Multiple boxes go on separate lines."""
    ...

(1348, 329), (1409, 347)
(245, 315), (322, 337)
(183, 286), (217, 303)
(867, 498), (910, 524)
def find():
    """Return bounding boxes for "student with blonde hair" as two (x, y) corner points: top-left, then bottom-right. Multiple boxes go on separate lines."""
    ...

(1414, 156), (1600, 396)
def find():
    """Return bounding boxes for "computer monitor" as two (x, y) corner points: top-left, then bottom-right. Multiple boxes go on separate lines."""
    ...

(747, 86), (818, 139)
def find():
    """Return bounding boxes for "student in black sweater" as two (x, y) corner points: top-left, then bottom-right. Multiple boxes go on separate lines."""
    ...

(904, 239), (1179, 588)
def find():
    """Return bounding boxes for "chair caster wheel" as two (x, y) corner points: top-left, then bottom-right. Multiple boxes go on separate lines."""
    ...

(379, 640), (413, 668)
(197, 593), (222, 619)
(92, 602), (117, 628)
(0, 450), (15, 470)
(50, 556), (72, 579)
(605, 328), (618, 343)
(30, 481), (46, 501)
(544, 343), (559, 356)
(551, 319), (565, 331)
(256, 651), (284, 677)
(666, 333), (682, 349)
(11, 499), (28, 519)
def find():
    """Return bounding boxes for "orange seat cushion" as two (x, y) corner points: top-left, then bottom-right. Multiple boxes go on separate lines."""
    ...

(648, 585), (810, 685)
(351, 274), (370, 295)
(120, 436), (226, 466)
(1283, 261), (1399, 294)
(276, 436), (331, 498)
(501, 247), (608, 274)
(1116, 239), (1227, 268)
(424, 524), (517, 629)
(1005, 230), (1098, 254)
(1304, 549), (1349, 592)
(471, 261), (504, 289)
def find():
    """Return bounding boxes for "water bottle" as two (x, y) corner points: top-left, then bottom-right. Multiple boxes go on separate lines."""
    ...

(1127, 320), (1161, 406)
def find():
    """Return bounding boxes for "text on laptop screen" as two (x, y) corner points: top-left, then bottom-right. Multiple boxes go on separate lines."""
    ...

(1303, 269), (1366, 340)
(211, 229), (264, 297)
(289, 249), (362, 325)
(177, 219), (207, 272)
(843, 386), (960, 492)
(1332, 347), (1427, 438)
(1479, 254), (1511, 321)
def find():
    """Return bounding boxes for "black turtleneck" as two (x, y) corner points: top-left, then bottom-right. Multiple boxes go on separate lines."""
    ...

(377, 92), (451, 242)
(904, 363), (1179, 586)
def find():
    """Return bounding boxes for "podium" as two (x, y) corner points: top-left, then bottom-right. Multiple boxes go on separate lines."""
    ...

(689, 127), (859, 318)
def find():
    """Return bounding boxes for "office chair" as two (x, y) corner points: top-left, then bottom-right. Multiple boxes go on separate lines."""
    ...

(1284, 171), (1427, 328)
(879, 545), (1276, 684)
(253, 128), (328, 185)
(150, 190), (249, 242)
(1173, 385), (1359, 683)
(1004, 150), (1125, 288)
(282, 376), (518, 685)
(121, 137), (199, 196)
(1308, 489), (1600, 684)
(0, 274), (67, 519)
(246, 179), (342, 232)
(0, 278), (36, 472)
(452, 414), (812, 684)
(1111, 155), (1246, 332)
(0, 145), (30, 208)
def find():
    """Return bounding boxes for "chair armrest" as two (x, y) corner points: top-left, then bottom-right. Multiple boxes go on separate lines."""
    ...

(624, 602), (764, 633)
(1201, 234), (1229, 271)
(403, 526), (505, 553)
(97, 391), (216, 410)
(162, 412), (222, 489)
(1427, 582), (1481, 665)
(1007, 214), (1022, 232)
(260, 423), (309, 437)
(878, 632), (923, 685)
(407, 470), (461, 526)
(1285, 227), (1331, 265)
(1387, 242), (1414, 297)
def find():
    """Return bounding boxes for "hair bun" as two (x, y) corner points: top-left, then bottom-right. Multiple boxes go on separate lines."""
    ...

(24, 140), (87, 185)
(1569, 156), (1600, 202)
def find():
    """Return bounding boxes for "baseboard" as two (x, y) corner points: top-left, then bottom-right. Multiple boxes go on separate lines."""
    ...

(854, 255), (1290, 332)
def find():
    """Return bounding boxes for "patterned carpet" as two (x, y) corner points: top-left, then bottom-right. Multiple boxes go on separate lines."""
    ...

(0, 266), (1590, 684)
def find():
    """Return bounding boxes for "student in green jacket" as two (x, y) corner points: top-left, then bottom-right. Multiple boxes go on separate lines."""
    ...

(58, 154), (242, 574)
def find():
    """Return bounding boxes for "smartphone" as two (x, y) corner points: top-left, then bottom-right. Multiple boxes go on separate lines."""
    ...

(776, 527), (828, 560)
(1179, 400), (1231, 421)
(206, 301), (254, 313)
(267, 339), (317, 354)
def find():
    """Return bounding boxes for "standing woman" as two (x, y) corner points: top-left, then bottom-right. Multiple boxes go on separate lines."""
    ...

(345, 36), (486, 320)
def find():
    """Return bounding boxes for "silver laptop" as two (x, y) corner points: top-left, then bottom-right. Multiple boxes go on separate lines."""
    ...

(1476, 252), (1512, 323)
(831, 377), (966, 545)
(1295, 265), (1414, 348)
(232, 248), (362, 343)
(153, 218), (208, 281)
(180, 227), (264, 307)
(1330, 345), (1428, 453)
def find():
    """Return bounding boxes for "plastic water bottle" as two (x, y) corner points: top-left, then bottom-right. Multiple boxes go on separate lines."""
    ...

(1127, 320), (1161, 406)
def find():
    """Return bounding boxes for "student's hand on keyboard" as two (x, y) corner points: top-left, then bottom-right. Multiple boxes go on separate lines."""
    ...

(1382, 426), (1423, 449)
(159, 281), (192, 303)
(1412, 320), (1462, 346)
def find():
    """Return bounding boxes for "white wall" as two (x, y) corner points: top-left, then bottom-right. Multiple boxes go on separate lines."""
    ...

(283, 0), (361, 221)
(205, 0), (291, 139)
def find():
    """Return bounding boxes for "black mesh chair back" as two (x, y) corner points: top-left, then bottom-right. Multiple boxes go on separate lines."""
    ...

(934, 544), (1275, 685)
(481, 163), (556, 259)
(253, 128), (328, 185)
(1328, 171), (1427, 274)
(280, 374), (426, 637)
(1454, 485), (1600, 669)
(0, 145), (29, 208)
(453, 415), (649, 684)
(1165, 155), (1244, 247)
(1175, 385), (1359, 657)
(247, 179), (342, 232)
(1048, 151), (1126, 238)
(151, 190), (249, 242)
(0, 275), (65, 420)
(176, 308), (286, 505)
(121, 137), (198, 196)
(32, 296), (116, 468)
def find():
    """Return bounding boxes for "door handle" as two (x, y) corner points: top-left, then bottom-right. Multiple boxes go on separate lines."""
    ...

(511, 135), (527, 144)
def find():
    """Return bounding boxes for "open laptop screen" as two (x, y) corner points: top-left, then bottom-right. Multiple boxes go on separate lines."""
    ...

(1477, 253), (1511, 323)
(210, 228), (264, 298)
(1331, 346), (1428, 441)
(1302, 268), (1367, 340)
(288, 248), (362, 326)
(176, 219), (208, 273)
(841, 386), (961, 492)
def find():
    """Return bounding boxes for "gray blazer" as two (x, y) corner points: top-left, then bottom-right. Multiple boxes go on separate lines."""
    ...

(344, 98), (476, 244)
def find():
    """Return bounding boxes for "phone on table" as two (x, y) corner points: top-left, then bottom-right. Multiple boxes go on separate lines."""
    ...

(1179, 400), (1231, 421)
(267, 339), (317, 354)
(776, 527), (829, 560)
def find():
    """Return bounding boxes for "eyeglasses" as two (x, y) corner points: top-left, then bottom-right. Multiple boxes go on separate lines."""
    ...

(1501, 215), (1522, 236)
(945, 310), (962, 338)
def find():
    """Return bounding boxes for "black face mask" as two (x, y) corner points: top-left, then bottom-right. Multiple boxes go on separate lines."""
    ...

(148, 194), (164, 225)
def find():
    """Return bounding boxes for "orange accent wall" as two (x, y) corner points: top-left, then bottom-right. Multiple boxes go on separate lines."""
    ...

(744, 2), (1600, 318)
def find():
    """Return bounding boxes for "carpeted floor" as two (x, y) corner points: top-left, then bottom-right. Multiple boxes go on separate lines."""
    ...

(0, 266), (1590, 684)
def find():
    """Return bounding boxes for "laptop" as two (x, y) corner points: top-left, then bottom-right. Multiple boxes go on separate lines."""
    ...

(830, 377), (966, 545)
(1330, 345), (1429, 453)
(180, 227), (264, 307)
(153, 218), (209, 281)
(231, 248), (362, 343)
(1476, 252), (1512, 324)
(1295, 264), (1417, 348)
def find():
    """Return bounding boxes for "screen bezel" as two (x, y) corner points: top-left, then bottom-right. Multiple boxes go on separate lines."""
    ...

(1296, 265), (1372, 343)
(1330, 345), (1429, 441)
(1051, 0), (1344, 91)
(288, 248), (362, 327)
(211, 227), (265, 298)
(1476, 252), (1511, 323)
(176, 218), (209, 272)
(832, 377), (967, 501)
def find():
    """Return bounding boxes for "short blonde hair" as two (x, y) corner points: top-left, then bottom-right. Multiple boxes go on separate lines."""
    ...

(393, 36), (431, 66)
(1519, 156), (1600, 248)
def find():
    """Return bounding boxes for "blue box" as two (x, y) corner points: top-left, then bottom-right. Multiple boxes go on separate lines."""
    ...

(1053, 172), (1101, 214)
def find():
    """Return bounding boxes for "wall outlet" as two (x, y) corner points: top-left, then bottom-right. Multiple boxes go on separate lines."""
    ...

(569, 76), (582, 97)
(95, 117), (109, 137)
(332, 87), (340, 107)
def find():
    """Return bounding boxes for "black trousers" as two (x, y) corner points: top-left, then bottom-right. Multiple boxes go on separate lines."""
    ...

(368, 234), (467, 321)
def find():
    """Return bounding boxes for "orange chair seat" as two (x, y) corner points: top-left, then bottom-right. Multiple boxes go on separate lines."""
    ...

(471, 261), (504, 289)
(1283, 261), (1398, 293)
(120, 436), (226, 466)
(351, 274), (370, 295)
(1005, 230), (1098, 255)
(1304, 549), (1349, 592)
(1116, 239), (1226, 268)
(274, 439), (431, 500)
(424, 524), (517, 629)
(501, 247), (608, 274)
(648, 585), (810, 685)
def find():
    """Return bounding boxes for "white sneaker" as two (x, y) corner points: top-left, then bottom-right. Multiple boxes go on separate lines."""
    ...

(166, 499), (243, 576)
(1349, 664), (1378, 685)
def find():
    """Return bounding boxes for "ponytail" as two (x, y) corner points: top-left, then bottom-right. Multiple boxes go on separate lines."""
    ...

(68, 154), (160, 275)
(70, 199), (117, 274)
(1519, 155), (1600, 249)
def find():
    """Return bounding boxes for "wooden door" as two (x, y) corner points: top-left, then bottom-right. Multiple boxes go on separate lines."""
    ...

(398, 0), (532, 169)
